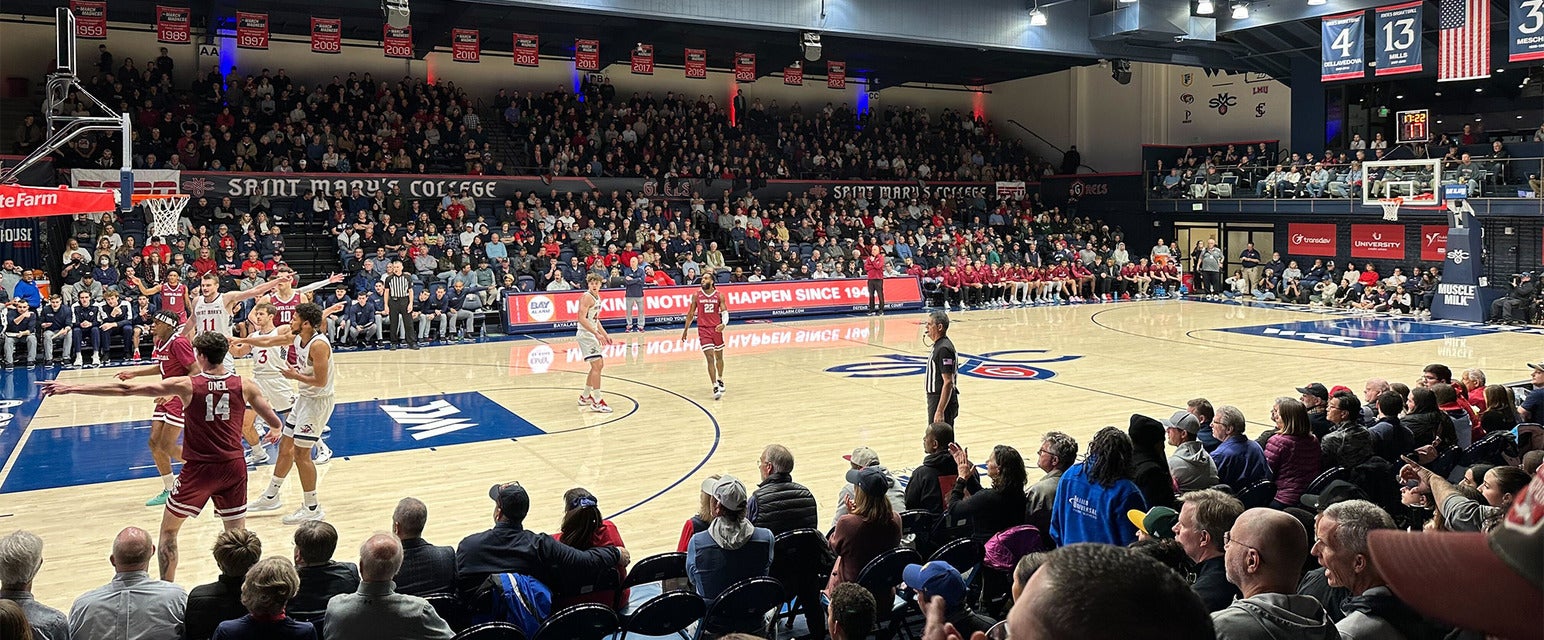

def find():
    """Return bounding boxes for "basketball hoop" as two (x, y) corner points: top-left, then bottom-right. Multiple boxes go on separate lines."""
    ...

(1376, 197), (1402, 221)
(133, 193), (189, 239)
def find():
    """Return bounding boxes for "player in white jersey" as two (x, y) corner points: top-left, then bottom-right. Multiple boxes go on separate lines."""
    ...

(228, 303), (294, 466)
(576, 273), (614, 413)
(238, 302), (333, 524)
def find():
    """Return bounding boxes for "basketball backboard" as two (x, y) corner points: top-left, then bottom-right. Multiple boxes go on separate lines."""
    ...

(1361, 158), (1443, 210)
(55, 7), (76, 76)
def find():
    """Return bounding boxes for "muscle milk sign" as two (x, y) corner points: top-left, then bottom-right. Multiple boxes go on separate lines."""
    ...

(1431, 211), (1485, 323)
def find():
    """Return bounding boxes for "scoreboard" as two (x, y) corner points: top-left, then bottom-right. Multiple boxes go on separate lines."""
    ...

(1396, 109), (1429, 144)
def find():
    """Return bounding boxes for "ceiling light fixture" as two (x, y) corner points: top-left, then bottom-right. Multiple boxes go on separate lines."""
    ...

(1395, 94), (1404, 99)
(1231, 2), (1249, 19)
(1030, 6), (1048, 26)
(1307, 0), (1326, 5)
(1197, 0), (1215, 14)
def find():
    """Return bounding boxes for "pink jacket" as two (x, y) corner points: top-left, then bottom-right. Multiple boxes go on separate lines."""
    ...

(1264, 433), (1321, 506)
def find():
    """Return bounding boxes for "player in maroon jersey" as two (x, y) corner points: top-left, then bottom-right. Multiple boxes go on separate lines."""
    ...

(40, 331), (284, 582)
(680, 274), (729, 400)
(130, 270), (189, 321)
(112, 310), (201, 506)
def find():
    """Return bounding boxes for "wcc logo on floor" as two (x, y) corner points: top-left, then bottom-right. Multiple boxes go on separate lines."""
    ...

(826, 349), (1082, 380)
(1219, 317), (1491, 347)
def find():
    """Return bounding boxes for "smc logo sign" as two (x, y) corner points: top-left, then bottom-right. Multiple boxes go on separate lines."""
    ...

(527, 295), (555, 322)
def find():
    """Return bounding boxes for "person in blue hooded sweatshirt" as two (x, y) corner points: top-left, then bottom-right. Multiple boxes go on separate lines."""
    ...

(1050, 426), (1147, 546)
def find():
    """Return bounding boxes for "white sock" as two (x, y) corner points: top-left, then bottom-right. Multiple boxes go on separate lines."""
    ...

(160, 474), (175, 491)
(303, 490), (319, 509)
(581, 386), (593, 399)
(264, 476), (286, 500)
(591, 389), (602, 403)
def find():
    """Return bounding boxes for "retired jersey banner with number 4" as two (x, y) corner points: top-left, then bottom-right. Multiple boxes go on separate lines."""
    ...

(513, 34), (539, 67)
(452, 29), (479, 63)
(311, 18), (342, 54)
(1322, 11), (1367, 81)
(575, 39), (600, 71)
(384, 25), (413, 59)
(156, 6), (191, 44)
(631, 43), (654, 75)
(71, 1), (107, 39)
(236, 12), (269, 49)
(827, 61), (846, 89)
(734, 52), (756, 82)
(684, 48), (707, 78)
(1375, 2), (1423, 75)
(1511, 0), (1544, 62)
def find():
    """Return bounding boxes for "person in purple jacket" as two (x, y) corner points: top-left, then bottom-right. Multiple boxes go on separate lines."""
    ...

(1264, 399), (1321, 509)
(1210, 405), (1272, 492)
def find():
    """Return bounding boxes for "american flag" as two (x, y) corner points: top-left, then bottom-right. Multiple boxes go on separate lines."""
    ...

(1438, 0), (1490, 82)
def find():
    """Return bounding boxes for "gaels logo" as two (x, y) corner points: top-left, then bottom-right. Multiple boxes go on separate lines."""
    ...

(825, 349), (1082, 381)
(1209, 93), (1237, 115)
(181, 177), (215, 197)
(1447, 249), (1470, 265)
(527, 295), (555, 322)
(1069, 181), (1109, 198)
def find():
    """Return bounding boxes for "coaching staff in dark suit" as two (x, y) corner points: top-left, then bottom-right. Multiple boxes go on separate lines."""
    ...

(925, 311), (959, 425)
(391, 497), (456, 597)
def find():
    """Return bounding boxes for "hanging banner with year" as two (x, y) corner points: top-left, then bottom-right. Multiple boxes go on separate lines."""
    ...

(236, 12), (269, 49)
(383, 25), (413, 59)
(784, 65), (804, 85)
(575, 39), (600, 71)
(631, 43), (654, 74)
(1322, 11), (1366, 81)
(513, 34), (539, 67)
(156, 6), (191, 44)
(827, 61), (846, 89)
(734, 52), (756, 82)
(452, 28), (479, 63)
(311, 18), (342, 54)
(1375, 2), (1423, 75)
(684, 48), (707, 79)
(70, 1), (107, 39)
(1511, 0), (1544, 62)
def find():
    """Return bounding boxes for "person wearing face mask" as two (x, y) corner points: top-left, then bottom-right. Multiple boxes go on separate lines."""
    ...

(92, 256), (120, 289)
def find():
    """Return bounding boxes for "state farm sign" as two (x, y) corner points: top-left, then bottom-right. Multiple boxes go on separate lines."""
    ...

(1350, 224), (1406, 260)
(1287, 223), (1337, 257)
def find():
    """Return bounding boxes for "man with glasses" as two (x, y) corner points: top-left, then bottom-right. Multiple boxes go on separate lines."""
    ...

(1174, 489), (1244, 612)
(1026, 432), (1077, 532)
(1212, 508), (1340, 639)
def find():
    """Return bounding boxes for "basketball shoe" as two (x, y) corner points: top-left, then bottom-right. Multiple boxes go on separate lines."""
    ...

(588, 399), (613, 413)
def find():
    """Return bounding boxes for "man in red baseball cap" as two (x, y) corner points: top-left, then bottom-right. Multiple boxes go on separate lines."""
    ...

(1367, 464), (1542, 640)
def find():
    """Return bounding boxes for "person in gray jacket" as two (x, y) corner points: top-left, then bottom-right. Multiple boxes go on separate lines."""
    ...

(830, 446), (906, 528)
(1310, 500), (1443, 639)
(324, 533), (453, 640)
(1212, 508), (1340, 640)
(1165, 410), (1219, 492)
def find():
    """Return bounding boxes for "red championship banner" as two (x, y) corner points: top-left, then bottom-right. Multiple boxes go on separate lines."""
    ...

(734, 52), (756, 82)
(684, 48), (707, 79)
(1420, 225), (1449, 261)
(575, 39), (600, 71)
(311, 18), (342, 54)
(1350, 224), (1406, 259)
(451, 28), (479, 62)
(631, 43), (654, 74)
(0, 184), (117, 220)
(827, 60), (846, 89)
(1287, 223), (1338, 257)
(513, 34), (539, 67)
(384, 25), (413, 59)
(71, 1), (107, 39)
(784, 64), (804, 86)
(156, 6), (191, 44)
(236, 12), (270, 49)
(504, 277), (924, 333)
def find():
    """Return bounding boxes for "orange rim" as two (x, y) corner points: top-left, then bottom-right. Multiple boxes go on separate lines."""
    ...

(129, 193), (188, 203)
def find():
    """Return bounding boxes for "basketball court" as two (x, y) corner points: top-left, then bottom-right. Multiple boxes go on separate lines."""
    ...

(3, 299), (1540, 607)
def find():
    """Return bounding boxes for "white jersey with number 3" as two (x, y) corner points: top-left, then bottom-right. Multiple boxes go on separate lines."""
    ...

(251, 328), (289, 377)
(295, 333), (334, 398)
(192, 293), (231, 337)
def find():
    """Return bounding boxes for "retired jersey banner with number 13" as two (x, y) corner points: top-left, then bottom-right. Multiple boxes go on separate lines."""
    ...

(1323, 11), (1367, 81)
(1375, 2), (1423, 75)
(1511, 0), (1544, 62)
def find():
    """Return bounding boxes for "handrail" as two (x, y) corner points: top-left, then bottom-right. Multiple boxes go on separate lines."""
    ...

(1005, 119), (1097, 174)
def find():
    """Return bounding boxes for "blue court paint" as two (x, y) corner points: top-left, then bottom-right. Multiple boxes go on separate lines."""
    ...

(1, 391), (546, 494)
(1218, 317), (1491, 347)
(0, 367), (57, 475)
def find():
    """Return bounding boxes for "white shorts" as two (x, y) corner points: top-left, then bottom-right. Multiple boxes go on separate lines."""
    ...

(221, 353), (236, 375)
(283, 394), (334, 449)
(576, 332), (603, 360)
(252, 374), (296, 413)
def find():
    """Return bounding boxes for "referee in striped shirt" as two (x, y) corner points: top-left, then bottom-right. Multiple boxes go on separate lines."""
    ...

(925, 310), (958, 425)
(384, 260), (418, 350)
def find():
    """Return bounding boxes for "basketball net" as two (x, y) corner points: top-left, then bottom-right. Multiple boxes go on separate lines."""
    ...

(1376, 197), (1402, 221)
(135, 194), (189, 239)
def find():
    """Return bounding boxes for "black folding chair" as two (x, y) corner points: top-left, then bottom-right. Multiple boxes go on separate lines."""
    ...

(1303, 467), (1351, 500)
(619, 590), (706, 640)
(424, 593), (472, 633)
(928, 538), (984, 576)
(1236, 479), (1277, 509)
(618, 551), (689, 611)
(857, 547), (923, 640)
(769, 528), (832, 634)
(694, 576), (784, 640)
(454, 621), (526, 640)
(531, 603), (618, 640)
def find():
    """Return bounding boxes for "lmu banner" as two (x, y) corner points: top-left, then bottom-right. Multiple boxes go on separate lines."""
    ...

(156, 6), (191, 44)
(684, 48), (707, 79)
(311, 18), (342, 54)
(784, 65), (804, 86)
(70, 1), (107, 39)
(383, 26), (413, 59)
(631, 43), (654, 75)
(1350, 224), (1406, 259)
(236, 12), (269, 49)
(1420, 225), (1449, 261)
(827, 61), (846, 89)
(513, 34), (539, 67)
(451, 29), (479, 63)
(575, 39), (600, 71)
(1287, 223), (1338, 257)
(734, 52), (756, 82)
